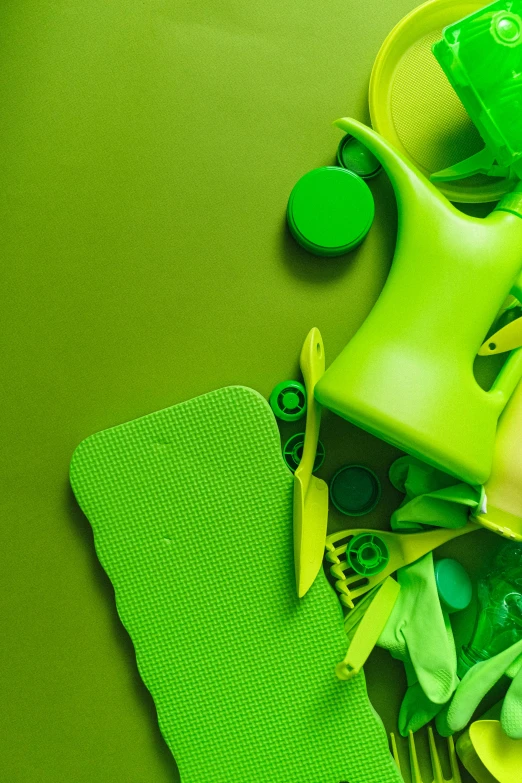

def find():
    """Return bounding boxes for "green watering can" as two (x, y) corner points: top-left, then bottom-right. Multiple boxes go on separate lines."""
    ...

(315, 118), (522, 485)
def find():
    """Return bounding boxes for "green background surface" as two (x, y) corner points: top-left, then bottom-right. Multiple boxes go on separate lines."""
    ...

(0, 1), (504, 781)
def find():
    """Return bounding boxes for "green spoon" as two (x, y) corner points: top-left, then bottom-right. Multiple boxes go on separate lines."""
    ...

(293, 327), (329, 598)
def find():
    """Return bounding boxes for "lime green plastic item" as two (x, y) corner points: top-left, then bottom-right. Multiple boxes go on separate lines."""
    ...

(379, 553), (459, 736)
(269, 380), (306, 421)
(287, 166), (374, 256)
(432, 1), (522, 183)
(70, 385), (402, 783)
(337, 134), (382, 179)
(282, 433), (325, 473)
(475, 378), (522, 541)
(392, 728), (462, 783)
(434, 558), (473, 614)
(347, 533), (390, 577)
(293, 328), (329, 598)
(315, 118), (522, 485)
(336, 576), (400, 681)
(330, 464), (381, 516)
(458, 719), (522, 783)
(325, 521), (478, 609)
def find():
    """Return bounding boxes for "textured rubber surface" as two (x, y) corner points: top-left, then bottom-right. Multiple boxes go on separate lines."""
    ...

(70, 386), (402, 783)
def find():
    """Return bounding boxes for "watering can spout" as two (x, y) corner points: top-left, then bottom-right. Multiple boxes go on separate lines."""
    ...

(334, 118), (456, 221)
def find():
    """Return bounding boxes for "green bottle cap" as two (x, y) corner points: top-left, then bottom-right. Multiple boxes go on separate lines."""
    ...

(330, 464), (381, 516)
(287, 167), (375, 257)
(346, 532), (390, 576)
(337, 134), (382, 179)
(269, 380), (306, 422)
(434, 558), (473, 614)
(282, 433), (325, 473)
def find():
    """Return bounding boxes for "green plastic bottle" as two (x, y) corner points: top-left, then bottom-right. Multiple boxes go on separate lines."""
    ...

(459, 542), (522, 677)
(315, 118), (522, 484)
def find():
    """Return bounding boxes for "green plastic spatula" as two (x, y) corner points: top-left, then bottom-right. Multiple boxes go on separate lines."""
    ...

(294, 327), (329, 598)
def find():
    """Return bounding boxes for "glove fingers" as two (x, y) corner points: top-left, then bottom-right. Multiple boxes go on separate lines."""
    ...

(399, 681), (444, 736)
(437, 638), (522, 736)
(502, 665), (522, 740)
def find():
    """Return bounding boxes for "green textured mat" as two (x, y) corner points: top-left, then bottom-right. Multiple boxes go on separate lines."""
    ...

(70, 385), (402, 783)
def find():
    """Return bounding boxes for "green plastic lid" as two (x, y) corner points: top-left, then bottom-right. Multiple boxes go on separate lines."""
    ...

(269, 380), (306, 422)
(337, 135), (382, 179)
(346, 532), (390, 577)
(282, 432), (325, 474)
(330, 464), (381, 516)
(434, 558), (473, 614)
(287, 167), (375, 257)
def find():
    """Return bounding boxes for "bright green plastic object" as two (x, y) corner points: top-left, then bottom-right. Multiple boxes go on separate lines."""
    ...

(269, 380), (306, 421)
(432, 1), (522, 182)
(347, 532), (390, 577)
(330, 464), (381, 516)
(70, 386), (402, 783)
(434, 558), (473, 614)
(378, 553), (459, 736)
(315, 118), (522, 485)
(287, 166), (374, 256)
(337, 134), (382, 179)
(283, 432), (325, 473)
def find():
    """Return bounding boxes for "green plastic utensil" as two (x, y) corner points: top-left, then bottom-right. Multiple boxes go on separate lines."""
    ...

(326, 522), (479, 609)
(392, 728), (462, 783)
(294, 327), (329, 598)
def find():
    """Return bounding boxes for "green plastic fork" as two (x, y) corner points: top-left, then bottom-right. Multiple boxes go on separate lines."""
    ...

(391, 727), (462, 783)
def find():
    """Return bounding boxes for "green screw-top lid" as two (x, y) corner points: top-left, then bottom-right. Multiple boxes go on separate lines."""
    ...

(347, 533), (390, 577)
(330, 464), (381, 516)
(282, 432), (325, 474)
(287, 167), (375, 257)
(434, 558), (473, 614)
(337, 134), (382, 179)
(269, 380), (307, 422)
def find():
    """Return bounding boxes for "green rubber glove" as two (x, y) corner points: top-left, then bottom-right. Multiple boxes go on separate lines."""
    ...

(378, 553), (459, 735)
(389, 456), (484, 531)
(436, 638), (522, 739)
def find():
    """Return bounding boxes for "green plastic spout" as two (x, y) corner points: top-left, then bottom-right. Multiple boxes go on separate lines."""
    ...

(315, 119), (522, 484)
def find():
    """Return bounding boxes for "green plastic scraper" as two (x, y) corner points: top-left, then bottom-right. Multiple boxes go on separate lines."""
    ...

(294, 327), (329, 598)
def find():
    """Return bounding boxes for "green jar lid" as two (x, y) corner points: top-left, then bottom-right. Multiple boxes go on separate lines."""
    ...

(287, 167), (375, 257)
(337, 135), (382, 179)
(434, 558), (472, 614)
(269, 380), (306, 422)
(330, 464), (381, 516)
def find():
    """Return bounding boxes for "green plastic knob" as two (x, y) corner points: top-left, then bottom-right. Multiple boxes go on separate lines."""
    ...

(282, 433), (325, 474)
(347, 533), (390, 577)
(330, 465), (381, 516)
(269, 380), (307, 422)
(434, 558), (473, 614)
(287, 167), (375, 257)
(337, 134), (382, 179)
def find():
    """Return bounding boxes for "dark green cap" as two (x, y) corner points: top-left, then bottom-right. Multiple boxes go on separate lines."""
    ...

(330, 464), (381, 516)
(337, 134), (382, 179)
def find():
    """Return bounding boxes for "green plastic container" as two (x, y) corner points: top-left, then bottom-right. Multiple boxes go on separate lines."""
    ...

(315, 118), (522, 485)
(433, 0), (522, 181)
